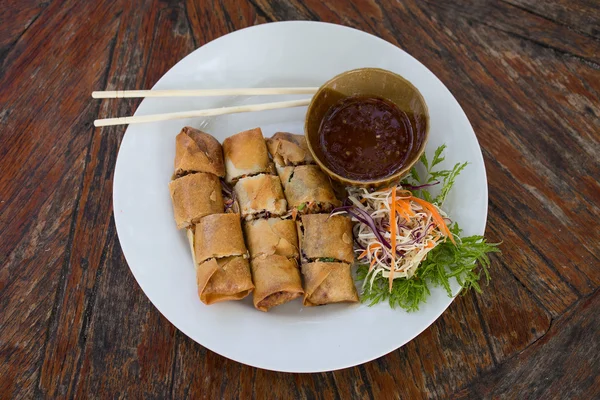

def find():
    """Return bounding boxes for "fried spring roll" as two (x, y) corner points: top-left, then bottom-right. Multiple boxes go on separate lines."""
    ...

(243, 218), (299, 259)
(169, 172), (224, 229)
(174, 127), (225, 178)
(251, 254), (303, 312)
(223, 128), (274, 182)
(282, 165), (341, 212)
(194, 213), (248, 264)
(297, 214), (354, 264)
(266, 132), (315, 166)
(233, 174), (287, 219)
(196, 256), (254, 305)
(301, 261), (359, 306)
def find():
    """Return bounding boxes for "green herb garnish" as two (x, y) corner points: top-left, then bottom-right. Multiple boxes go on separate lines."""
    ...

(403, 144), (468, 205)
(318, 257), (337, 262)
(297, 203), (306, 211)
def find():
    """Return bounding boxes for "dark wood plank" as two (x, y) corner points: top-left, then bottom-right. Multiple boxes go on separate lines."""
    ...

(185, 0), (260, 47)
(486, 200), (578, 317)
(453, 289), (600, 399)
(37, 1), (197, 398)
(503, 0), (600, 39)
(0, 0), (50, 63)
(423, 0), (600, 64)
(35, 0), (165, 395)
(400, 1), (600, 296)
(0, 1), (121, 397)
(0, 154), (90, 397)
(73, 232), (178, 398)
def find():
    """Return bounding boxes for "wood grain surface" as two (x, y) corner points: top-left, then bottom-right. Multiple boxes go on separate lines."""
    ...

(1, 0), (598, 398)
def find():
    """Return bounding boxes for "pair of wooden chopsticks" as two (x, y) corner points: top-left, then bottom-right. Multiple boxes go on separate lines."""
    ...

(92, 88), (318, 127)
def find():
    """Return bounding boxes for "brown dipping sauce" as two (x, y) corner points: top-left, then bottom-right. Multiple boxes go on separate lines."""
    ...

(318, 95), (421, 181)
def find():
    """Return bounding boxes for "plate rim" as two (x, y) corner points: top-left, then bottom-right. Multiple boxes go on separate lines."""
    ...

(112, 20), (488, 372)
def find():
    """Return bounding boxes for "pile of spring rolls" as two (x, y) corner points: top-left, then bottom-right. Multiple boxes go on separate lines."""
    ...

(169, 126), (358, 312)
(169, 127), (254, 305)
(266, 132), (359, 307)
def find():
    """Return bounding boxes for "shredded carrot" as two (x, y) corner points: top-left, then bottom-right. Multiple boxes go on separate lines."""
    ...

(368, 256), (377, 272)
(395, 198), (416, 221)
(425, 240), (436, 249)
(291, 208), (298, 221)
(389, 187), (397, 291)
(358, 242), (382, 259)
(410, 197), (456, 245)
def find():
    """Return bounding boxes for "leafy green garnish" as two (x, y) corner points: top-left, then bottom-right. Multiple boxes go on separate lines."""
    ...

(357, 230), (500, 312)
(318, 257), (337, 262)
(403, 144), (468, 205)
(358, 145), (500, 312)
(357, 265), (430, 312)
(297, 202), (306, 211)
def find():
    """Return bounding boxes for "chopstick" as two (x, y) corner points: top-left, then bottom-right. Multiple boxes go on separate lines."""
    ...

(93, 98), (312, 127)
(92, 87), (319, 99)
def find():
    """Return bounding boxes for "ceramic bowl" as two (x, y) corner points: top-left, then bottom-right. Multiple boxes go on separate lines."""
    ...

(305, 67), (430, 187)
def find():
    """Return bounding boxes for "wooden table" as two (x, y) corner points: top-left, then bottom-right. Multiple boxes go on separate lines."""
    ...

(1, 0), (599, 398)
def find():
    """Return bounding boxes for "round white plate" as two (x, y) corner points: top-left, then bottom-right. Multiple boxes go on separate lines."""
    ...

(113, 21), (487, 373)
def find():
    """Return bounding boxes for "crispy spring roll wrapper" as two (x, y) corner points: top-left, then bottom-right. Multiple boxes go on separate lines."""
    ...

(243, 218), (299, 259)
(275, 165), (294, 189)
(233, 174), (287, 219)
(196, 256), (254, 305)
(169, 173), (224, 229)
(301, 261), (359, 306)
(174, 127), (225, 178)
(194, 213), (248, 264)
(283, 165), (341, 210)
(297, 214), (354, 264)
(266, 132), (315, 166)
(223, 128), (274, 182)
(251, 254), (303, 312)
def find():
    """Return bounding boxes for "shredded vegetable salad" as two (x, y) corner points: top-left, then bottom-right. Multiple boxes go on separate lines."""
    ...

(336, 186), (455, 288)
(333, 145), (500, 311)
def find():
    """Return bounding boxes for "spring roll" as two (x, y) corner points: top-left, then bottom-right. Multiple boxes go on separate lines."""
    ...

(283, 165), (341, 212)
(169, 172), (224, 229)
(251, 254), (303, 311)
(301, 261), (359, 306)
(196, 256), (254, 305)
(223, 128), (274, 182)
(266, 132), (315, 166)
(173, 127), (225, 178)
(297, 214), (354, 264)
(243, 218), (299, 259)
(233, 174), (287, 220)
(194, 213), (248, 264)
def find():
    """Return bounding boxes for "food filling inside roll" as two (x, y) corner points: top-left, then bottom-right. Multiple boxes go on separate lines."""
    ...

(194, 213), (248, 263)
(301, 261), (359, 306)
(250, 254), (303, 312)
(223, 127), (274, 183)
(173, 126), (225, 178)
(283, 165), (341, 211)
(233, 174), (287, 220)
(169, 172), (224, 229)
(297, 214), (354, 264)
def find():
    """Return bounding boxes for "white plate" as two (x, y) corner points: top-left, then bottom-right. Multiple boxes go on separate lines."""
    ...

(113, 21), (487, 373)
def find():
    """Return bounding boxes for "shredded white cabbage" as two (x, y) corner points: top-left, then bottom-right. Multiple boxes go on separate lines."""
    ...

(342, 186), (453, 289)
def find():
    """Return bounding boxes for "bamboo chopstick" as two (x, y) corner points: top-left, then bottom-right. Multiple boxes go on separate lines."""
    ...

(92, 87), (319, 99)
(93, 98), (312, 127)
